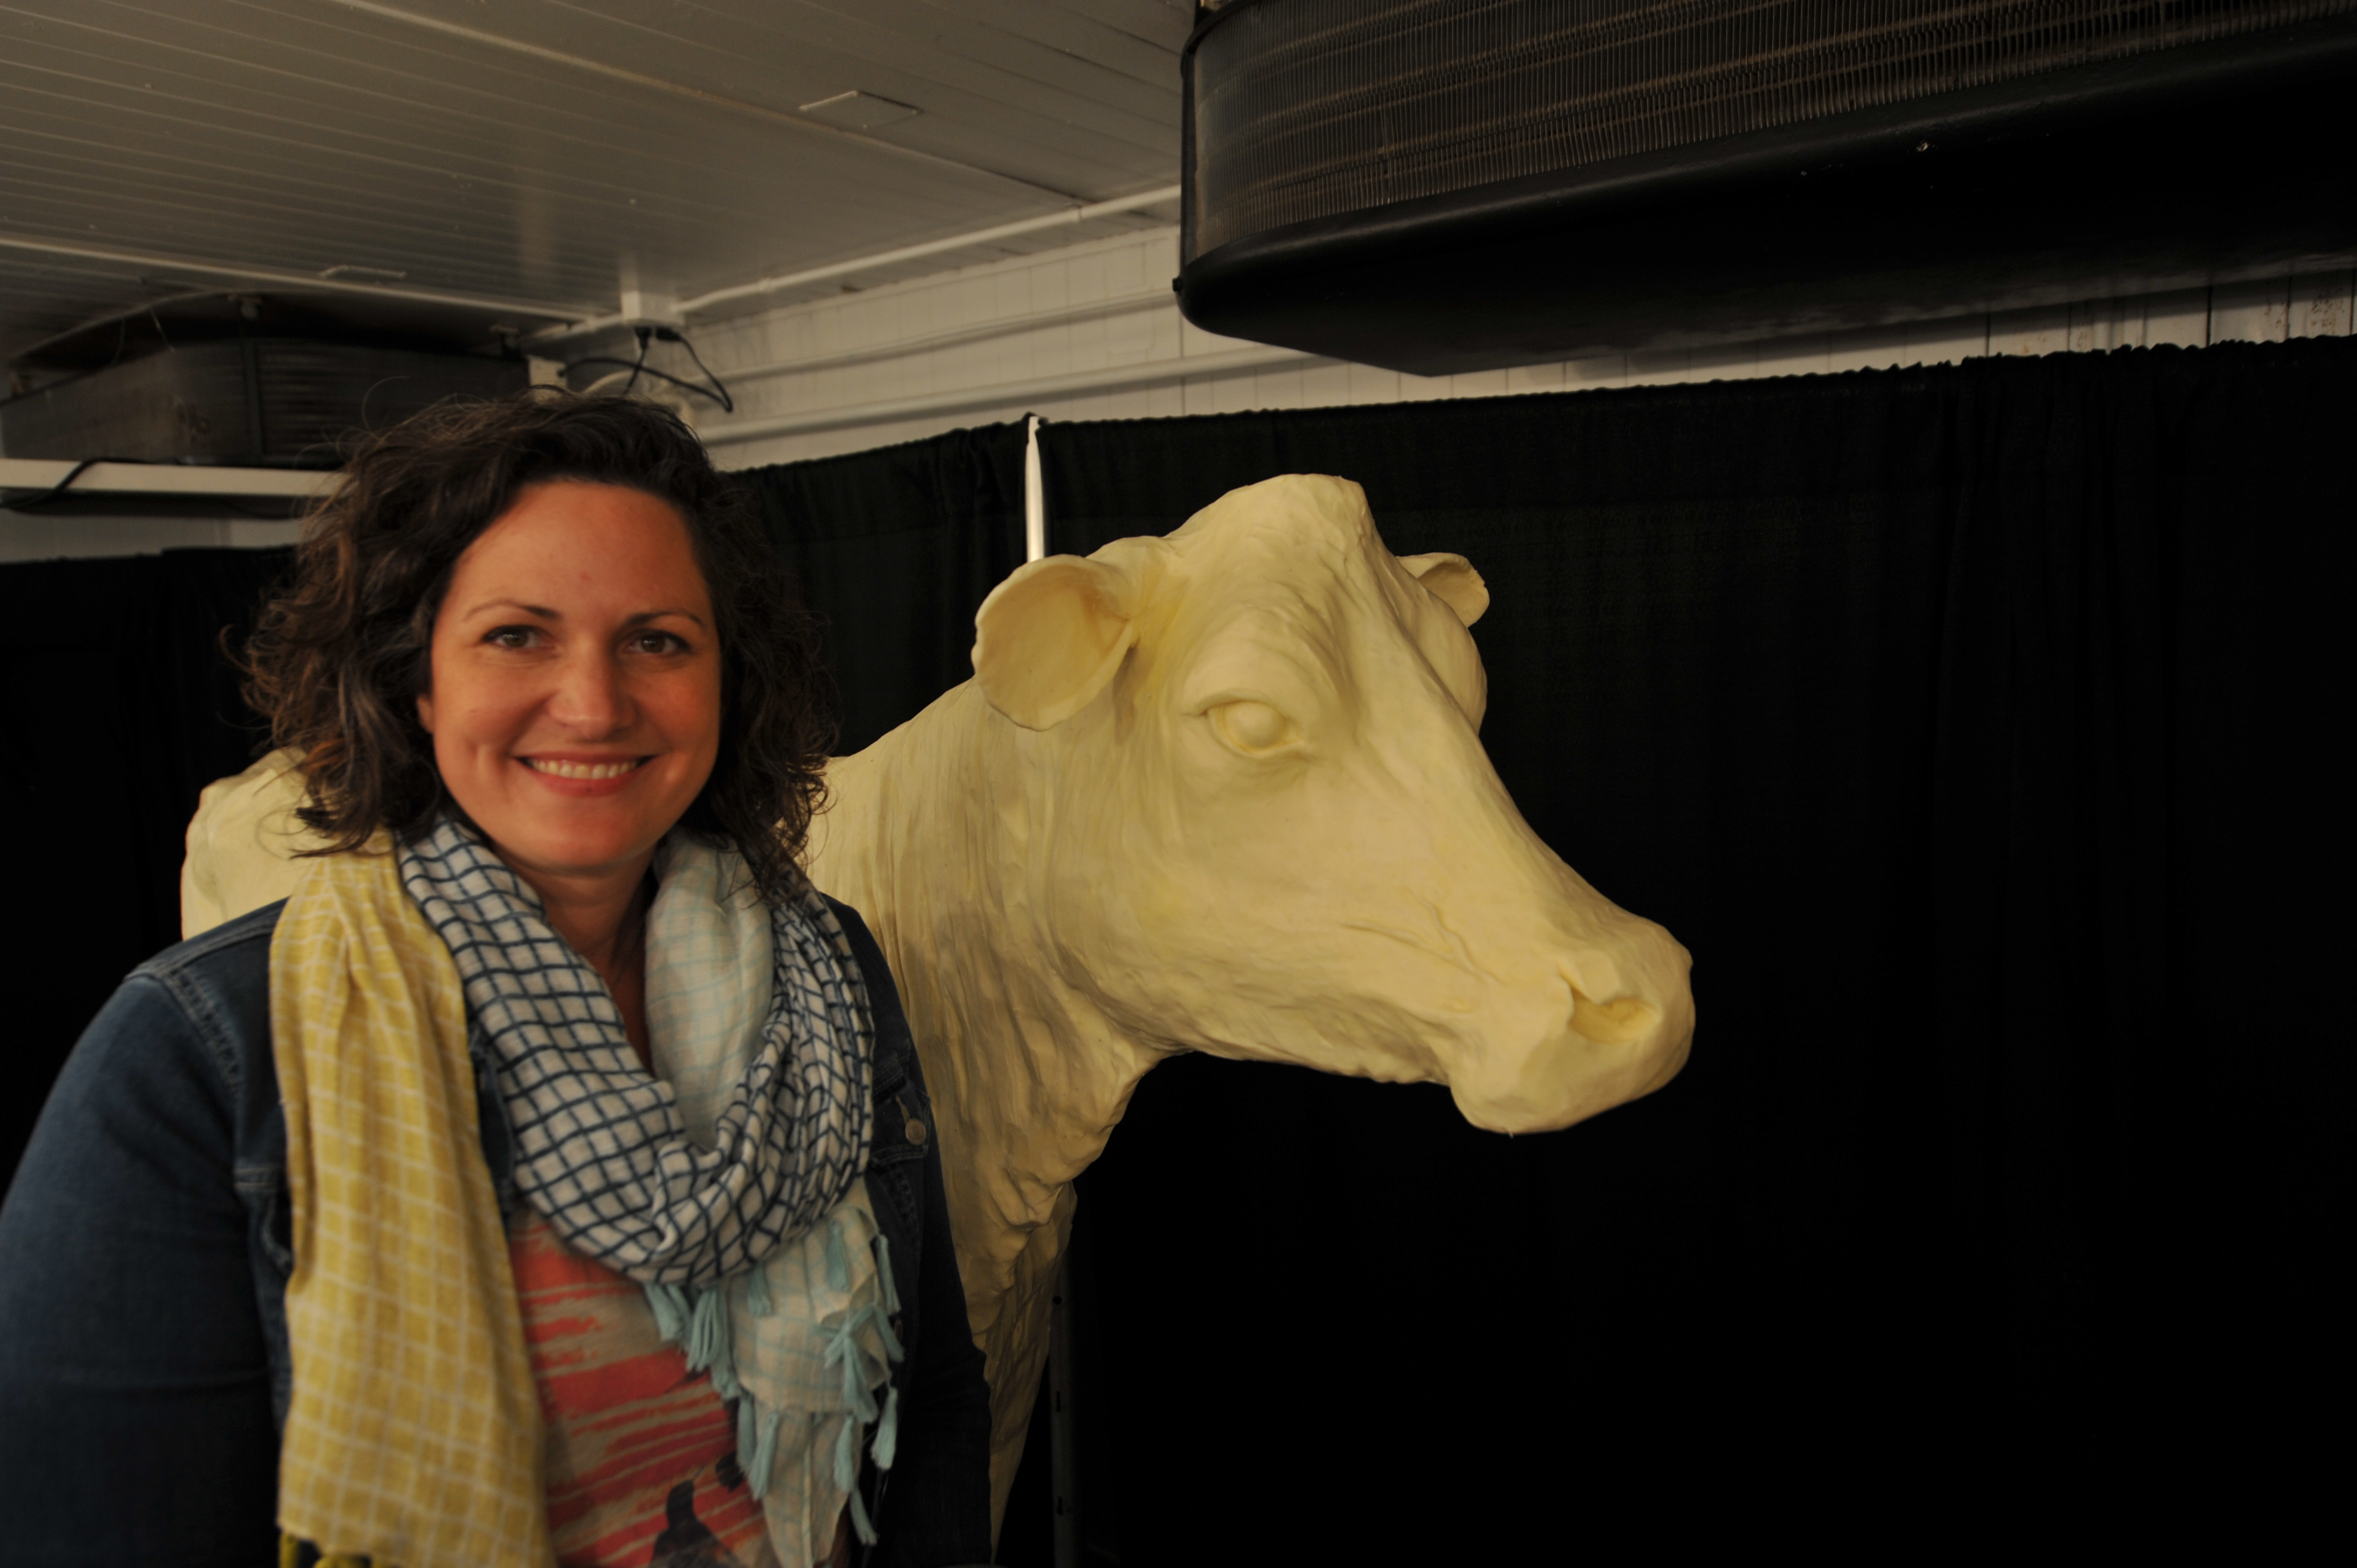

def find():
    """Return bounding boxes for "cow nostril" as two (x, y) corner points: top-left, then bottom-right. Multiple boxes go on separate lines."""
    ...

(1568, 988), (1656, 1044)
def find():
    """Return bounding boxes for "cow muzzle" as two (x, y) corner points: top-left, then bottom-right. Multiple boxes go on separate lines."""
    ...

(1444, 917), (1695, 1135)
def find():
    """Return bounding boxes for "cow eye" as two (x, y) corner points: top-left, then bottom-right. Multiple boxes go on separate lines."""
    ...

(1208, 699), (1296, 754)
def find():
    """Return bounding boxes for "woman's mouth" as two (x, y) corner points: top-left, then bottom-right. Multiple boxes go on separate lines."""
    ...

(523, 757), (646, 780)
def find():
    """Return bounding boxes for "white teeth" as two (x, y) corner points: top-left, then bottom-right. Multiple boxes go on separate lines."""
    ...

(527, 758), (640, 780)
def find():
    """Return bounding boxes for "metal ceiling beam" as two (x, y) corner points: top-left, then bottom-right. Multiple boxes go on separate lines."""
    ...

(0, 458), (328, 497)
(0, 231), (594, 325)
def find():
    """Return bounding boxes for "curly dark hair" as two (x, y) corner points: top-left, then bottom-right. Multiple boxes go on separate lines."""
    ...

(243, 388), (833, 902)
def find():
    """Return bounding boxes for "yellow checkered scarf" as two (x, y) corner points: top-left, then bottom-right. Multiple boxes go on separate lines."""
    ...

(269, 842), (553, 1567)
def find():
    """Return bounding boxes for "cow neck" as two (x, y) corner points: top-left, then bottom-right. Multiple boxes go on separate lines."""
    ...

(810, 681), (1160, 1285)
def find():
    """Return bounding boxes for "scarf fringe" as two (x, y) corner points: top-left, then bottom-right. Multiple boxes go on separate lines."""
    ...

(279, 1535), (371, 1568)
(645, 1234), (907, 1532)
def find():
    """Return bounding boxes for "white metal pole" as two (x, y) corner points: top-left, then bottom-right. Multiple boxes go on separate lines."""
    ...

(1024, 414), (1046, 563)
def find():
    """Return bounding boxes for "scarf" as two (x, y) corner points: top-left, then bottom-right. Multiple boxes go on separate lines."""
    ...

(398, 817), (874, 1286)
(635, 834), (902, 1568)
(270, 837), (547, 1566)
(271, 822), (886, 1567)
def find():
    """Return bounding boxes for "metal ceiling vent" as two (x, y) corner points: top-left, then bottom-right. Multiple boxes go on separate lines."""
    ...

(1176, 1), (2357, 374)
(2, 295), (527, 466)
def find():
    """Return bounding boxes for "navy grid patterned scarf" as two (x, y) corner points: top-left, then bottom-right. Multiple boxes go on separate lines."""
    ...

(398, 816), (874, 1286)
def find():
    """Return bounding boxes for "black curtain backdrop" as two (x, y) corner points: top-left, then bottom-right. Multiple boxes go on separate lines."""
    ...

(1038, 340), (2344, 1560)
(733, 422), (1027, 755)
(0, 351), (2340, 1555)
(0, 422), (1026, 1184)
(1, 547), (292, 1188)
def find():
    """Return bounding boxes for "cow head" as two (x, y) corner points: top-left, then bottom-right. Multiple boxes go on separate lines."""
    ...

(970, 474), (1692, 1134)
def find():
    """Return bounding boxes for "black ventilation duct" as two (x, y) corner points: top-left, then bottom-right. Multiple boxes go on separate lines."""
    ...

(2, 293), (527, 465)
(1176, 1), (2357, 374)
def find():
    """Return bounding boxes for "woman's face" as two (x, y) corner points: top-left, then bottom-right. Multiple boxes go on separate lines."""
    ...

(416, 480), (722, 891)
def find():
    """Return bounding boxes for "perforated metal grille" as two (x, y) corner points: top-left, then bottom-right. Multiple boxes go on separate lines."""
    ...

(1188, 0), (2348, 259)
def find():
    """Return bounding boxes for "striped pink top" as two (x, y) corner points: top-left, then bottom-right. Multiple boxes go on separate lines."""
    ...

(510, 1206), (783, 1567)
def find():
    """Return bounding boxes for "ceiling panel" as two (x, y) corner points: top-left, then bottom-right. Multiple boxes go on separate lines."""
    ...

(378, 0), (1190, 176)
(0, 0), (1190, 364)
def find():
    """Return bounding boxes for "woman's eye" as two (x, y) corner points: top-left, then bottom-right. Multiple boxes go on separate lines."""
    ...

(1208, 699), (1296, 754)
(485, 626), (539, 649)
(630, 630), (687, 655)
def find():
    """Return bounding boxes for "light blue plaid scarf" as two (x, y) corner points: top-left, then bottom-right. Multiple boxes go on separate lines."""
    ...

(640, 837), (904, 1563)
(398, 815), (875, 1286)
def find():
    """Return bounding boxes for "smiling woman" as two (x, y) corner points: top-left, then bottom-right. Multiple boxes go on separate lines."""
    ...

(414, 482), (727, 1054)
(244, 394), (824, 910)
(0, 391), (992, 1568)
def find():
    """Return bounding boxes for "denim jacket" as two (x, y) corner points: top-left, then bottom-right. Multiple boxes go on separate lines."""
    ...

(0, 895), (991, 1568)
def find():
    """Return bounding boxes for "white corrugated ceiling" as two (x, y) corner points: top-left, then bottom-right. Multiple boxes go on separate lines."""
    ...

(0, 0), (1190, 361)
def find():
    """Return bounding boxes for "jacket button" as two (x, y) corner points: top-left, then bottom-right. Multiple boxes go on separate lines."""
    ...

(905, 1117), (928, 1146)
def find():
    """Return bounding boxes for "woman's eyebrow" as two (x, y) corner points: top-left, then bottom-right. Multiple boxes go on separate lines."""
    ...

(458, 600), (707, 631)
(622, 608), (710, 630)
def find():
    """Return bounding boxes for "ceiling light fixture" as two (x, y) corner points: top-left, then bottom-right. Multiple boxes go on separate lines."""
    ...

(798, 91), (922, 130)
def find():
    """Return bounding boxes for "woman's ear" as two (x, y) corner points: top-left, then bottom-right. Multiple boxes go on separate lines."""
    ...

(415, 690), (437, 734)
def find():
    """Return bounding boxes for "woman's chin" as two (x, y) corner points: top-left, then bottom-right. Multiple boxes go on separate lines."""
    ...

(475, 804), (680, 888)
(490, 834), (658, 887)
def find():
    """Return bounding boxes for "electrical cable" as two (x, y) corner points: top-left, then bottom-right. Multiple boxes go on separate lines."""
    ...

(657, 327), (735, 414)
(562, 359), (735, 408)
(2, 456), (311, 519)
(1, 457), (101, 512)
(621, 327), (650, 398)
(560, 324), (734, 414)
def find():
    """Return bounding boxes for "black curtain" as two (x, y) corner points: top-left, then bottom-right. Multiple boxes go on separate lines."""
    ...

(733, 422), (1027, 755)
(1038, 340), (2345, 1561)
(1, 354), (2338, 1551)
(0, 547), (293, 1184)
(0, 422), (1027, 1185)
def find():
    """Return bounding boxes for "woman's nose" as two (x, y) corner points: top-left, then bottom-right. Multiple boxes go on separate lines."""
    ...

(546, 649), (632, 733)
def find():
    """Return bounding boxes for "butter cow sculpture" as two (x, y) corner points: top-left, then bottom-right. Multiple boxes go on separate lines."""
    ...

(182, 473), (1696, 1524)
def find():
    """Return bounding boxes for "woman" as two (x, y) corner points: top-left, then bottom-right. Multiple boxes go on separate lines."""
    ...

(0, 391), (992, 1567)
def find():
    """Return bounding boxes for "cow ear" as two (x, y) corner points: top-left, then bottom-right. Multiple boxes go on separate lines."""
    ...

(971, 555), (1139, 730)
(1399, 552), (1489, 627)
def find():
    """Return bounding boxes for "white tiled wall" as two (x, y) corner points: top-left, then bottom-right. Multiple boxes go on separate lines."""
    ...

(686, 229), (1191, 464)
(692, 226), (2357, 471)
